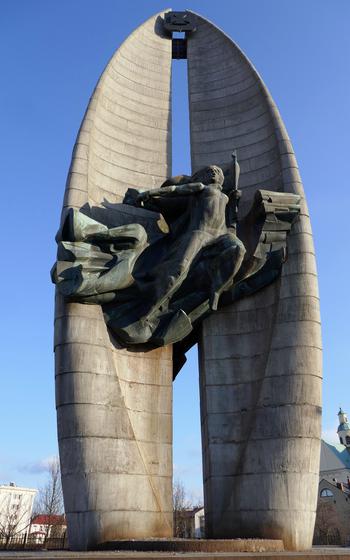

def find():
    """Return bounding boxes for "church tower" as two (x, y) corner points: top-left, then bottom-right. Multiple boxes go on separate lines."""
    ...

(337, 408), (350, 448)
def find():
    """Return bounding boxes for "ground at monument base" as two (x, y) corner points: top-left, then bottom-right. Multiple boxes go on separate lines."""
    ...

(98, 539), (284, 553)
(1, 548), (350, 560)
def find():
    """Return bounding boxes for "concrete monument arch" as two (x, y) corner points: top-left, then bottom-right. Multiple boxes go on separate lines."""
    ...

(55, 12), (173, 549)
(187, 14), (322, 551)
(53, 10), (321, 551)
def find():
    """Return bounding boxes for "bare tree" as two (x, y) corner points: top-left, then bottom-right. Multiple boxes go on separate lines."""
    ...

(173, 479), (194, 538)
(314, 501), (341, 545)
(33, 457), (64, 539)
(0, 498), (33, 548)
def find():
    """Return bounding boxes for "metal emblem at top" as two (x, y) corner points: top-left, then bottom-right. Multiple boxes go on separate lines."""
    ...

(164, 11), (196, 33)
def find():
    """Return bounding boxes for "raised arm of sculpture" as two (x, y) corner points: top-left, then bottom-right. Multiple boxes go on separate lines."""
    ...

(137, 181), (205, 202)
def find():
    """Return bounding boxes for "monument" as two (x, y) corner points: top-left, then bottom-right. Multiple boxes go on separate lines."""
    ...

(52, 10), (322, 551)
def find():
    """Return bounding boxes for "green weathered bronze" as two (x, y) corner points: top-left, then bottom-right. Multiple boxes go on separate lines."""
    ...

(52, 161), (300, 360)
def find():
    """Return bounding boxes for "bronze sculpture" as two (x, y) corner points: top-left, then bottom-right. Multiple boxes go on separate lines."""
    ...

(52, 159), (300, 356)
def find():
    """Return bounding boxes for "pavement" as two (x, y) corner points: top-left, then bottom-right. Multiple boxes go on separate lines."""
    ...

(1, 547), (350, 560)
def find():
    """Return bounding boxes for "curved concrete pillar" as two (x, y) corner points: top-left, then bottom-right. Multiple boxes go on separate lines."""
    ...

(187, 13), (322, 550)
(55, 12), (173, 550)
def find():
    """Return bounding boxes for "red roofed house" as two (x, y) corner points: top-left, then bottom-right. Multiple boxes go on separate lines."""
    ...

(29, 514), (66, 543)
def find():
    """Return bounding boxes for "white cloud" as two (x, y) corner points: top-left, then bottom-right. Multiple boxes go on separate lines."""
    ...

(16, 455), (57, 475)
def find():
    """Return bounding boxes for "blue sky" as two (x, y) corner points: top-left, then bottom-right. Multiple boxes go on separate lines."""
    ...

(0, 0), (349, 501)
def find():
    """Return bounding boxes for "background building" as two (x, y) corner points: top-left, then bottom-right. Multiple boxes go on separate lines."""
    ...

(337, 408), (350, 448)
(314, 478), (350, 545)
(320, 408), (350, 484)
(29, 514), (66, 543)
(182, 507), (205, 539)
(320, 439), (350, 484)
(0, 483), (36, 543)
(314, 408), (350, 545)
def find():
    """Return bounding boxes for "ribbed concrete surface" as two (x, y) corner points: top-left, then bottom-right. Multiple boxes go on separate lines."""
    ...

(187, 13), (322, 550)
(55, 12), (173, 550)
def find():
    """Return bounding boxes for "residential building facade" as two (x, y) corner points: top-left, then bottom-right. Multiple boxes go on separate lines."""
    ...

(0, 483), (36, 541)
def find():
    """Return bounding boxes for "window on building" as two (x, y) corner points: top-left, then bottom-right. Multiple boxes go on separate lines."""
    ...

(320, 488), (334, 497)
(340, 437), (344, 444)
(346, 436), (350, 445)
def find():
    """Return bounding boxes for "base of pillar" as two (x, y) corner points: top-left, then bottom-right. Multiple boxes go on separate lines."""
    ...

(98, 538), (284, 553)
